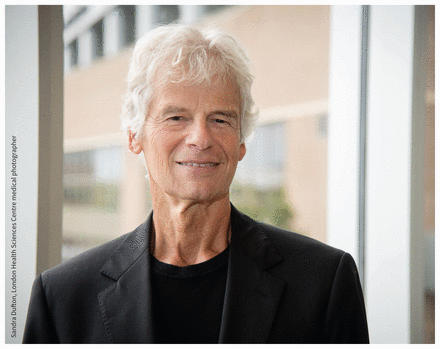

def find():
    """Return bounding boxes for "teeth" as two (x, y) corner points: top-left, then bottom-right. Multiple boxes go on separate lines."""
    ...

(179, 162), (217, 167)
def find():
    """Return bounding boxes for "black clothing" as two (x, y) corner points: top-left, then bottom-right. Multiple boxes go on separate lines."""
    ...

(151, 247), (229, 343)
(22, 205), (369, 343)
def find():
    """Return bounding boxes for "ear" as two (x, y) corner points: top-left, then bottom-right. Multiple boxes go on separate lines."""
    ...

(238, 143), (246, 161)
(128, 131), (143, 155)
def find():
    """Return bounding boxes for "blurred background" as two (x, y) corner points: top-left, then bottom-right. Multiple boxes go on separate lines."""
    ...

(5, 4), (433, 344)
(61, 5), (434, 343)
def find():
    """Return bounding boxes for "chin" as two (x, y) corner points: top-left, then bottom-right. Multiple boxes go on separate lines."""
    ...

(174, 185), (228, 203)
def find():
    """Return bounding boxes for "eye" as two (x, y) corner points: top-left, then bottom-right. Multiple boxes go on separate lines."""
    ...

(211, 116), (230, 125)
(168, 116), (183, 121)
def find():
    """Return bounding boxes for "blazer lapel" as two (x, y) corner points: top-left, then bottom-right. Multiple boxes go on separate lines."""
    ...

(98, 214), (155, 343)
(219, 206), (285, 343)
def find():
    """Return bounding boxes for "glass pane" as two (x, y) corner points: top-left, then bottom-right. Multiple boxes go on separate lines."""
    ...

(61, 4), (434, 343)
(232, 122), (293, 230)
(62, 146), (122, 261)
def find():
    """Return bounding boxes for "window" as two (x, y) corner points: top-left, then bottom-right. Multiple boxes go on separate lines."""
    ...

(63, 146), (122, 211)
(318, 113), (327, 137)
(91, 19), (104, 59)
(203, 5), (229, 16)
(153, 5), (180, 26)
(68, 39), (78, 68)
(117, 5), (136, 48)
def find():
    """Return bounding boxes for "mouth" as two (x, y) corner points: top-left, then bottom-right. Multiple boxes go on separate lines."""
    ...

(176, 162), (220, 168)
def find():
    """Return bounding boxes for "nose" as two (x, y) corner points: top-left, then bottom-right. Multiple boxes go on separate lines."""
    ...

(186, 119), (213, 150)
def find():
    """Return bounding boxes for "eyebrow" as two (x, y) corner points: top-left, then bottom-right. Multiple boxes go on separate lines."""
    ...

(161, 106), (239, 120)
(210, 110), (239, 120)
(161, 106), (190, 117)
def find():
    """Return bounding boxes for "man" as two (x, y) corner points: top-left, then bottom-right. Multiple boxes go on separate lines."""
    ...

(23, 24), (369, 344)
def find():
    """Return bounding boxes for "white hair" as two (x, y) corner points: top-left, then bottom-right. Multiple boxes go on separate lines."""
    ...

(121, 24), (258, 142)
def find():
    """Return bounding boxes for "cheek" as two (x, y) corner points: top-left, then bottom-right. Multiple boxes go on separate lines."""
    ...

(148, 130), (179, 170)
(222, 135), (242, 160)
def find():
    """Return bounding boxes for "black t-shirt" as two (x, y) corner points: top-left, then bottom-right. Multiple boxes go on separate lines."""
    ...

(151, 247), (229, 343)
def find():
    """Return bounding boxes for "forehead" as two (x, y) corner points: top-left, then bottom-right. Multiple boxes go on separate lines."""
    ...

(151, 75), (241, 112)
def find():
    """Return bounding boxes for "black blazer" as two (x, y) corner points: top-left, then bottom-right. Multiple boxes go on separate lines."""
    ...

(23, 205), (369, 343)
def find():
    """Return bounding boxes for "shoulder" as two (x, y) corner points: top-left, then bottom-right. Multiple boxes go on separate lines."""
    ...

(233, 203), (344, 259)
(41, 217), (151, 287)
(233, 207), (350, 279)
(40, 233), (129, 288)
(250, 221), (368, 343)
(259, 221), (345, 261)
(243, 215), (364, 310)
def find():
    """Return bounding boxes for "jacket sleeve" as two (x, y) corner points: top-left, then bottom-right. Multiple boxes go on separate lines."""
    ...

(22, 274), (59, 344)
(323, 252), (369, 343)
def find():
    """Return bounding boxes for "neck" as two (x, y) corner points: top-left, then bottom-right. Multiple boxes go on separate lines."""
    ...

(150, 183), (231, 267)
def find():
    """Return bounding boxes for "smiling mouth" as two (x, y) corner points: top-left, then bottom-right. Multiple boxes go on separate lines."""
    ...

(177, 162), (219, 168)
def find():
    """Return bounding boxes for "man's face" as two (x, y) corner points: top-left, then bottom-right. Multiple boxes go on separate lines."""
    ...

(129, 77), (246, 203)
